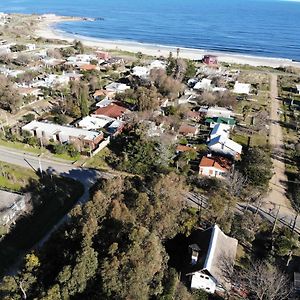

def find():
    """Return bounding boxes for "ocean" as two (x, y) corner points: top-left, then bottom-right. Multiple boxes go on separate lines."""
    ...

(0, 0), (300, 61)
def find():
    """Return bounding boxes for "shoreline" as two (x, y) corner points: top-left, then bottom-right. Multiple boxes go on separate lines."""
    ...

(35, 15), (300, 68)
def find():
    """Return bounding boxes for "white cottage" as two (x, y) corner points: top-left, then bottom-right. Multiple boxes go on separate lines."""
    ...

(208, 134), (242, 159)
(186, 225), (238, 294)
(233, 81), (251, 95)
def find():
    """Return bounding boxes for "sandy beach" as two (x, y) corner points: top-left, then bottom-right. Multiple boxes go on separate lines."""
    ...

(35, 15), (300, 68)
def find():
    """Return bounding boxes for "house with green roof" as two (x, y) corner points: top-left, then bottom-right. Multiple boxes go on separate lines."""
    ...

(205, 117), (236, 129)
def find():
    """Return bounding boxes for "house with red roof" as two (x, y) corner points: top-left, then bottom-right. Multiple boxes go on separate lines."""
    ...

(176, 144), (196, 153)
(92, 102), (129, 120)
(199, 155), (232, 178)
(178, 124), (199, 137)
(80, 64), (99, 71)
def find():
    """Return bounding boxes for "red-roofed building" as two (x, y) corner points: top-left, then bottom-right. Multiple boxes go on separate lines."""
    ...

(92, 103), (129, 119)
(80, 64), (99, 71)
(178, 124), (199, 137)
(199, 155), (232, 178)
(176, 145), (196, 153)
(186, 110), (201, 122)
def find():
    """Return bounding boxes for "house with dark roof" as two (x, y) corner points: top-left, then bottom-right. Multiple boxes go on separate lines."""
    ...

(186, 225), (238, 294)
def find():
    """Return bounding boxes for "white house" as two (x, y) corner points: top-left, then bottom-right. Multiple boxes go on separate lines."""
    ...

(0, 44), (11, 55)
(77, 115), (114, 130)
(0, 190), (27, 226)
(233, 81), (251, 95)
(194, 78), (212, 91)
(199, 155), (232, 178)
(26, 43), (36, 51)
(149, 60), (166, 70)
(212, 87), (227, 92)
(132, 66), (149, 78)
(105, 82), (130, 93)
(208, 134), (242, 158)
(18, 87), (41, 97)
(186, 225), (238, 294)
(209, 123), (230, 141)
(22, 120), (103, 151)
(199, 106), (234, 118)
(96, 97), (114, 108)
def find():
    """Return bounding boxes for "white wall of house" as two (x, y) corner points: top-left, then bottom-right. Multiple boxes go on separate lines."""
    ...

(199, 166), (227, 178)
(190, 272), (216, 294)
(208, 142), (238, 158)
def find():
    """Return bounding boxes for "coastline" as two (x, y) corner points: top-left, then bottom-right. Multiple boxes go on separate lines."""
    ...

(35, 15), (300, 68)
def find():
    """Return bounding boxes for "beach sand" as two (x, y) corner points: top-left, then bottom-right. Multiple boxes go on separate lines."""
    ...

(35, 15), (300, 68)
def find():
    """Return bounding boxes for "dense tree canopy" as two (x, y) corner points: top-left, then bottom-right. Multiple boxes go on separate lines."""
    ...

(0, 75), (22, 113)
(0, 174), (194, 300)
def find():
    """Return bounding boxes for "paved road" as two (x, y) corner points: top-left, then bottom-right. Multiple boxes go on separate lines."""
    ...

(0, 145), (112, 247)
(262, 74), (296, 218)
(186, 192), (300, 235)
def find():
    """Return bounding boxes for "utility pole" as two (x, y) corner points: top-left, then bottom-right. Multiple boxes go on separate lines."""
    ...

(254, 201), (262, 218)
(272, 205), (281, 234)
(38, 154), (43, 177)
(292, 211), (299, 234)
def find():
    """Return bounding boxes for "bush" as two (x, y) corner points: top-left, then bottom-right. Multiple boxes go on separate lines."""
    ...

(52, 144), (67, 155)
(67, 144), (79, 158)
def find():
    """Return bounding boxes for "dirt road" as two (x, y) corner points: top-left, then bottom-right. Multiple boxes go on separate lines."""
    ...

(262, 74), (295, 217)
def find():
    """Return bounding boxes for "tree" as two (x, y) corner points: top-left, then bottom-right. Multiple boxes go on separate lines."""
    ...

(226, 170), (248, 197)
(73, 40), (84, 54)
(273, 228), (299, 257)
(101, 226), (167, 300)
(79, 84), (89, 117)
(239, 147), (273, 190)
(166, 52), (176, 76)
(184, 60), (196, 81)
(136, 86), (160, 111)
(0, 253), (40, 300)
(0, 75), (22, 112)
(237, 261), (291, 300)
(231, 211), (262, 245)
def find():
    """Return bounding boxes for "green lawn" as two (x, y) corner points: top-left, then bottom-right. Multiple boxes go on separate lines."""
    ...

(0, 139), (43, 155)
(54, 152), (80, 162)
(0, 139), (81, 162)
(232, 133), (267, 148)
(85, 148), (111, 170)
(0, 176), (84, 276)
(0, 162), (39, 191)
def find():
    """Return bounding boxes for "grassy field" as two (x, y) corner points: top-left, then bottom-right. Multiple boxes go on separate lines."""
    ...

(0, 175), (84, 276)
(0, 139), (81, 162)
(0, 162), (39, 191)
(84, 148), (111, 170)
(0, 139), (43, 155)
